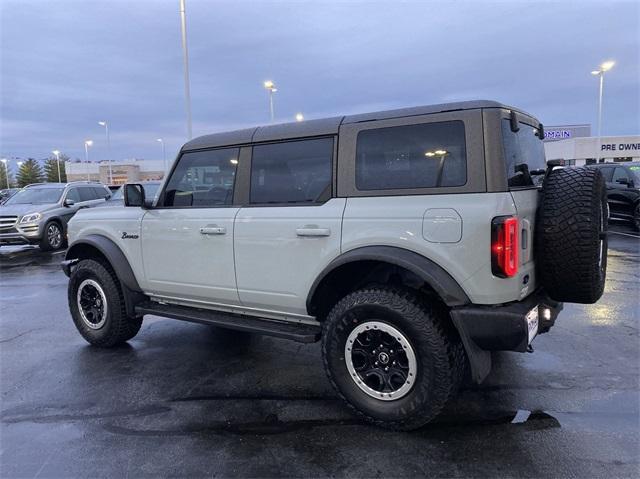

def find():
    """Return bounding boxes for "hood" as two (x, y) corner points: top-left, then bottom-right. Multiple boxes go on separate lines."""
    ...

(0, 202), (58, 217)
(95, 199), (124, 208)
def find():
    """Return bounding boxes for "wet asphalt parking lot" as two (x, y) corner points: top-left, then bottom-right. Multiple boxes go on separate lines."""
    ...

(1, 224), (638, 478)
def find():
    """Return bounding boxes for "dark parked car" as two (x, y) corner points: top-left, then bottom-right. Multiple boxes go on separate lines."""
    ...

(587, 162), (640, 231)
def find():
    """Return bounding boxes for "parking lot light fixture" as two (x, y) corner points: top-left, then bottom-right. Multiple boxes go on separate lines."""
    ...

(1, 158), (9, 188)
(156, 138), (167, 172)
(591, 60), (615, 162)
(98, 121), (113, 184)
(264, 80), (277, 122)
(52, 150), (61, 183)
(84, 140), (93, 181)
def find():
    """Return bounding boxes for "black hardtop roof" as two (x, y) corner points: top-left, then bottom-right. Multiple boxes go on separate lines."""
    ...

(183, 100), (534, 151)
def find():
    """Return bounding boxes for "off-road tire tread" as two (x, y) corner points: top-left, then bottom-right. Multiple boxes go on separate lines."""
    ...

(536, 167), (607, 304)
(322, 287), (460, 430)
(69, 259), (142, 347)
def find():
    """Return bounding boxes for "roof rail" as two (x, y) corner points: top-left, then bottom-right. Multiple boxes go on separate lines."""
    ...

(67, 180), (101, 185)
(23, 183), (48, 188)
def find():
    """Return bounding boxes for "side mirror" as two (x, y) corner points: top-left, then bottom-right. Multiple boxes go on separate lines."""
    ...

(123, 184), (146, 207)
(64, 199), (75, 207)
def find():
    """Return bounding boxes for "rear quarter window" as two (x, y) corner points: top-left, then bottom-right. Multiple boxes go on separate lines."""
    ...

(355, 120), (467, 190)
(502, 120), (546, 188)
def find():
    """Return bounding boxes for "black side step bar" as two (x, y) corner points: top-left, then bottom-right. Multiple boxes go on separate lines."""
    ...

(135, 301), (321, 344)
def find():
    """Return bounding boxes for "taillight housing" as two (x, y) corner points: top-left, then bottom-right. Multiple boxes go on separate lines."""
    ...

(491, 216), (519, 278)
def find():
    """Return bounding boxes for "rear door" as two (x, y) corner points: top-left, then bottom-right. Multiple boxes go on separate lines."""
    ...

(234, 137), (344, 317)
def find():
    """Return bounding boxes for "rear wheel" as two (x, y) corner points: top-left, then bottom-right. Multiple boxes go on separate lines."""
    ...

(321, 288), (462, 430)
(68, 259), (142, 347)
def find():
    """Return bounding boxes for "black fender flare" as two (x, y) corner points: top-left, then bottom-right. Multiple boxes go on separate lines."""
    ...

(63, 234), (141, 292)
(306, 245), (470, 313)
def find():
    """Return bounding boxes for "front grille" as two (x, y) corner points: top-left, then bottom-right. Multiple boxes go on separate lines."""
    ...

(0, 216), (18, 230)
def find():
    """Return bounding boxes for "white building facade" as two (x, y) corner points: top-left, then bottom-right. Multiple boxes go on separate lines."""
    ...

(544, 135), (640, 166)
(66, 159), (167, 184)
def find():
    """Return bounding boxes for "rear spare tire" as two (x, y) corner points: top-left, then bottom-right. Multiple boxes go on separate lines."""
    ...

(536, 167), (607, 304)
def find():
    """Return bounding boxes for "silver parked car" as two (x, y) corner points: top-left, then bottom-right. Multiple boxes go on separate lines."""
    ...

(0, 181), (111, 251)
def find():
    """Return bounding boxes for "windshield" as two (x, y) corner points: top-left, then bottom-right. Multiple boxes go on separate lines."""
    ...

(111, 183), (160, 201)
(502, 120), (546, 188)
(5, 187), (64, 204)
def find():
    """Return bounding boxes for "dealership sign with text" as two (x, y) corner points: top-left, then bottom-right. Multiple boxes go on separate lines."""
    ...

(601, 143), (640, 151)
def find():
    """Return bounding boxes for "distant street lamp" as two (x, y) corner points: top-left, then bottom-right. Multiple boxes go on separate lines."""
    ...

(98, 121), (113, 184)
(52, 150), (62, 183)
(157, 138), (167, 172)
(0, 158), (9, 188)
(84, 140), (93, 181)
(591, 60), (615, 162)
(264, 80), (277, 122)
(295, 113), (304, 122)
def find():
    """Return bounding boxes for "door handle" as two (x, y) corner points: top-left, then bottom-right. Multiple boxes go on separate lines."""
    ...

(296, 226), (331, 237)
(200, 225), (226, 235)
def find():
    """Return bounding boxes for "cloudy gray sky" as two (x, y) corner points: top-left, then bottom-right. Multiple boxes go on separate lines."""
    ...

(1, 0), (638, 165)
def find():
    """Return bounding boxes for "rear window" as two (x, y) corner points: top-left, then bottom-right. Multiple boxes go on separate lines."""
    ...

(355, 121), (467, 191)
(502, 120), (546, 188)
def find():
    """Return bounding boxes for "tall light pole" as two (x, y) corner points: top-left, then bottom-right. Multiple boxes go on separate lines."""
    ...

(1, 158), (9, 189)
(591, 60), (615, 162)
(179, 0), (193, 139)
(157, 138), (167, 172)
(264, 80), (277, 122)
(98, 121), (113, 184)
(84, 140), (93, 181)
(52, 150), (62, 183)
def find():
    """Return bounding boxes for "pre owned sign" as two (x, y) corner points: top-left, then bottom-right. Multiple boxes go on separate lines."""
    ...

(601, 143), (640, 151)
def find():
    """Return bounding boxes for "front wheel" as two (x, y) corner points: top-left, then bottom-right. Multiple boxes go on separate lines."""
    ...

(39, 221), (64, 251)
(633, 203), (640, 232)
(68, 259), (142, 347)
(321, 288), (463, 430)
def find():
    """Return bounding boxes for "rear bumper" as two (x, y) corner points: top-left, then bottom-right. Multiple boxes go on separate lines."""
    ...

(451, 290), (563, 353)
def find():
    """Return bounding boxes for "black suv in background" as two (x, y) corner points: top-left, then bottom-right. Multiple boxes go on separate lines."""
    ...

(588, 162), (640, 231)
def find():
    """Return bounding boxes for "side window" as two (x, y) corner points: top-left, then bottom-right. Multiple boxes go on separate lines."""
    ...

(612, 167), (629, 183)
(250, 137), (333, 204)
(65, 187), (81, 202)
(163, 148), (238, 207)
(599, 167), (615, 182)
(93, 187), (109, 199)
(78, 187), (96, 202)
(355, 121), (466, 191)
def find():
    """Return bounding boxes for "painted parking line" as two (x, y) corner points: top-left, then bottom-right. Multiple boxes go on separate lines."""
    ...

(609, 231), (640, 239)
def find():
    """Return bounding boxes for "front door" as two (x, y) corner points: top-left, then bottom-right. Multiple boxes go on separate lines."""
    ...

(234, 137), (343, 316)
(141, 147), (241, 305)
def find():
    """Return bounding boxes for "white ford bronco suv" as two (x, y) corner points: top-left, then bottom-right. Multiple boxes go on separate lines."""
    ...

(62, 101), (608, 430)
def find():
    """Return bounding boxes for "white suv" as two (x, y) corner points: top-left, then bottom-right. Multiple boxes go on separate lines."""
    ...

(62, 101), (608, 430)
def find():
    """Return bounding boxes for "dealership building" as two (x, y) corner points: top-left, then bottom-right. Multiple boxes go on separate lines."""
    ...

(543, 124), (640, 166)
(66, 159), (166, 185)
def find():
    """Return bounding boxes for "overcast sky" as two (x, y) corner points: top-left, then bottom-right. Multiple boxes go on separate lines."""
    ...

(1, 0), (638, 165)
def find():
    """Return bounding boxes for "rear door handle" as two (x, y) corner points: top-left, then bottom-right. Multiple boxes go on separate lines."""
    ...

(200, 225), (226, 235)
(296, 226), (331, 237)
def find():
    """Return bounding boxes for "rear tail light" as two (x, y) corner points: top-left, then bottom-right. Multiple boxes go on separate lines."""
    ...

(491, 216), (519, 278)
